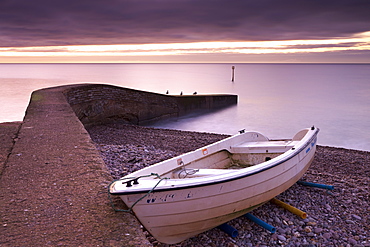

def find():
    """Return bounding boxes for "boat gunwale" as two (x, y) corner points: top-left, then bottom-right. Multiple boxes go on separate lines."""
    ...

(110, 128), (319, 195)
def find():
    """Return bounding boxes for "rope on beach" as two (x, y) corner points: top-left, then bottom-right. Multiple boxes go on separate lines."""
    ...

(108, 173), (169, 213)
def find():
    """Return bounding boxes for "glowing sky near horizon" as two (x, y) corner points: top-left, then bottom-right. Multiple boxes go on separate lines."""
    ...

(2, 32), (370, 57)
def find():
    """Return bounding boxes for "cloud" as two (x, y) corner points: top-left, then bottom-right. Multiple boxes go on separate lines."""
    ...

(0, 0), (370, 48)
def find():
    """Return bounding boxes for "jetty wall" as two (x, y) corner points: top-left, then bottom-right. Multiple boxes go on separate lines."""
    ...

(0, 83), (237, 246)
(64, 84), (237, 126)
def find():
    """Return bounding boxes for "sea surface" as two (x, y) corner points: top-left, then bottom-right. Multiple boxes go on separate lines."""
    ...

(1, 63), (369, 151)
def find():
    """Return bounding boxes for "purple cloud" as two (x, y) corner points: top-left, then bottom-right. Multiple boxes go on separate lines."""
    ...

(0, 0), (369, 47)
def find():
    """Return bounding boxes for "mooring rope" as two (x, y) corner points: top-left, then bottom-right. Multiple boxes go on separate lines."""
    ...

(108, 173), (169, 213)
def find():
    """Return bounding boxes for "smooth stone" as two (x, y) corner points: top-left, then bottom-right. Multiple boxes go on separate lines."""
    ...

(348, 238), (357, 245)
(277, 235), (287, 241)
(352, 214), (362, 220)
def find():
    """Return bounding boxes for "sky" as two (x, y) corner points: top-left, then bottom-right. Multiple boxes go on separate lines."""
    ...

(0, 0), (370, 63)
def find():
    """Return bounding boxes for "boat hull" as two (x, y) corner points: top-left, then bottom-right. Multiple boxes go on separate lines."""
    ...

(119, 141), (316, 243)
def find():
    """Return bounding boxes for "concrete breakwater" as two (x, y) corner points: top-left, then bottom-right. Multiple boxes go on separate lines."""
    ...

(0, 83), (237, 247)
(64, 84), (237, 126)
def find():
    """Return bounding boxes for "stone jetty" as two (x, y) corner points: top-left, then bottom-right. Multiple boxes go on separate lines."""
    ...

(0, 84), (237, 247)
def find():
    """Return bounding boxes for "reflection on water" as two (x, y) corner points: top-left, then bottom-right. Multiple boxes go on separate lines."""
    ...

(1, 63), (369, 151)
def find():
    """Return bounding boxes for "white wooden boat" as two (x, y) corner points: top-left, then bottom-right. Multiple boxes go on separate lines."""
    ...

(109, 126), (319, 244)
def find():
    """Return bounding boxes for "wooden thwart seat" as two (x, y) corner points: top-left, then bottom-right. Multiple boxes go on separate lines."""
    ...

(230, 140), (299, 153)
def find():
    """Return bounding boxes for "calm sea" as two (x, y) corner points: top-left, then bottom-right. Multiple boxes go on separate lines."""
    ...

(1, 63), (369, 151)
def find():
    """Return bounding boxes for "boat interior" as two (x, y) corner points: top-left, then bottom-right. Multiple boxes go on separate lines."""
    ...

(164, 138), (300, 179)
(145, 128), (311, 180)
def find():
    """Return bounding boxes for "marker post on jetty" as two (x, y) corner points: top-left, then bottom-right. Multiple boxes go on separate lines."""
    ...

(231, 66), (235, 82)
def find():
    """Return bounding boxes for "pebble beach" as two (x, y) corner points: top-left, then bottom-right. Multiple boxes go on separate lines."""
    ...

(87, 123), (369, 247)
